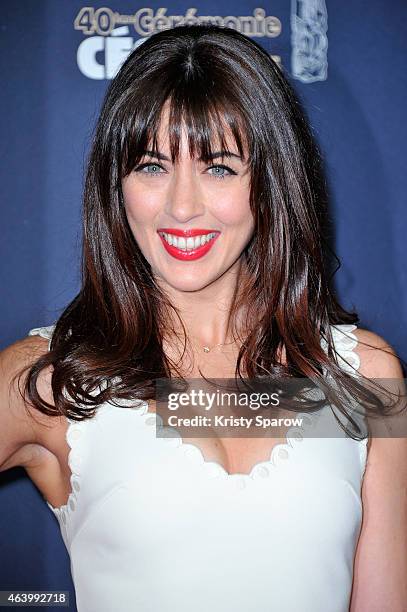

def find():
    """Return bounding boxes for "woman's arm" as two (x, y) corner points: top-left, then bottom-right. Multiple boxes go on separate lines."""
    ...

(350, 329), (407, 612)
(0, 335), (51, 472)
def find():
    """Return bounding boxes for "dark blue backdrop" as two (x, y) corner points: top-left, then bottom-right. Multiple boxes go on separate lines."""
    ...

(1, 2), (406, 609)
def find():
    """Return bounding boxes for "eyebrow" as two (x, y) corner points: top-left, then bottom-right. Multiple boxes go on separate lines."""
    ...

(140, 149), (243, 162)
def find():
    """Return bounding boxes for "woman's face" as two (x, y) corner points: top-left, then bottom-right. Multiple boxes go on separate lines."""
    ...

(122, 104), (254, 293)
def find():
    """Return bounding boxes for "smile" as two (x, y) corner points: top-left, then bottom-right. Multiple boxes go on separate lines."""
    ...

(157, 229), (220, 261)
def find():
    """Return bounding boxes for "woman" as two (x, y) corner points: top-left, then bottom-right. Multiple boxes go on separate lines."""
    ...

(1, 24), (406, 612)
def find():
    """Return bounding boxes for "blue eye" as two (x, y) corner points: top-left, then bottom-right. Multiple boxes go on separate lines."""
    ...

(207, 165), (236, 180)
(134, 163), (164, 177)
(133, 162), (237, 180)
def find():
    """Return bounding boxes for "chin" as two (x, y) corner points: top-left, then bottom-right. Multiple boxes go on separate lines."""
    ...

(157, 271), (221, 293)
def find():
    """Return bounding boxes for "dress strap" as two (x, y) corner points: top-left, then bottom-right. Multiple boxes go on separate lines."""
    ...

(27, 324), (56, 351)
(322, 324), (369, 472)
(321, 323), (361, 376)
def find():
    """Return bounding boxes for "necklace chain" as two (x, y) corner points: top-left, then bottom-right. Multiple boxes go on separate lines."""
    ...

(192, 337), (237, 353)
(163, 334), (238, 354)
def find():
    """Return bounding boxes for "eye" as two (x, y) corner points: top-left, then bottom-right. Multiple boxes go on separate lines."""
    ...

(207, 164), (237, 180)
(132, 162), (237, 180)
(133, 162), (165, 177)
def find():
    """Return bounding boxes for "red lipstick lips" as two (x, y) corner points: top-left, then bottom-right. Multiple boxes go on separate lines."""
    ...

(157, 228), (220, 261)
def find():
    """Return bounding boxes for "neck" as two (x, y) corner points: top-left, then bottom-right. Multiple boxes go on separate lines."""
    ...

(158, 258), (251, 348)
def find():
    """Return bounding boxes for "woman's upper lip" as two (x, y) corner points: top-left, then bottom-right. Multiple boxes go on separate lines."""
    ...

(157, 228), (220, 237)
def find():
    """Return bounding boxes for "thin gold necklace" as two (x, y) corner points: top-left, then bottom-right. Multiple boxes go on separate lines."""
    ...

(192, 337), (237, 353)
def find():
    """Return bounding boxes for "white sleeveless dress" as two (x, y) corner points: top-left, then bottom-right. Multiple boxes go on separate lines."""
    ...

(28, 323), (368, 612)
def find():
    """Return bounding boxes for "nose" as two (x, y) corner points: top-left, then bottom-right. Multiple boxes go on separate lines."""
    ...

(164, 165), (205, 223)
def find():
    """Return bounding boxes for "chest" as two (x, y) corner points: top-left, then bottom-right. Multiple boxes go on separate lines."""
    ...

(155, 346), (293, 474)
(146, 398), (291, 476)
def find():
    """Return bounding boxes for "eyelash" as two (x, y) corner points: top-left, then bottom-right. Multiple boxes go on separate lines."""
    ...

(133, 162), (237, 180)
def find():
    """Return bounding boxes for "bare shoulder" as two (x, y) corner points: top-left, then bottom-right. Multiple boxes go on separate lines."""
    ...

(352, 326), (405, 457)
(352, 327), (404, 378)
(0, 333), (61, 471)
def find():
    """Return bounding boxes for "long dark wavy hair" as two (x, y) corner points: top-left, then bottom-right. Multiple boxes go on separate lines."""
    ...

(19, 24), (402, 436)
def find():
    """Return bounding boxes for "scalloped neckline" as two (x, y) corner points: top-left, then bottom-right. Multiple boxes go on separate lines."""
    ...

(47, 401), (320, 520)
(134, 400), (319, 486)
(134, 323), (361, 484)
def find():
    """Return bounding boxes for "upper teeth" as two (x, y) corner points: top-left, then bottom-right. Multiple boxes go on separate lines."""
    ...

(159, 232), (217, 251)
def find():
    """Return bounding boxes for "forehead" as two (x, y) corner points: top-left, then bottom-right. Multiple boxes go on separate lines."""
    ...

(150, 99), (248, 157)
(121, 94), (250, 176)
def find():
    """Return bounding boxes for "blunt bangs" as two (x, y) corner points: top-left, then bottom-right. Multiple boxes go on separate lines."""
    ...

(119, 69), (252, 179)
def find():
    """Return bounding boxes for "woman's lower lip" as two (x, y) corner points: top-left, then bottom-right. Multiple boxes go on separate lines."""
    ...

(158, 234), (219, 260)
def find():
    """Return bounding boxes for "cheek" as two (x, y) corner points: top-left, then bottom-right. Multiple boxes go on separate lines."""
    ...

(214, 192), (252, 227)
(122, 181), (159, 226)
